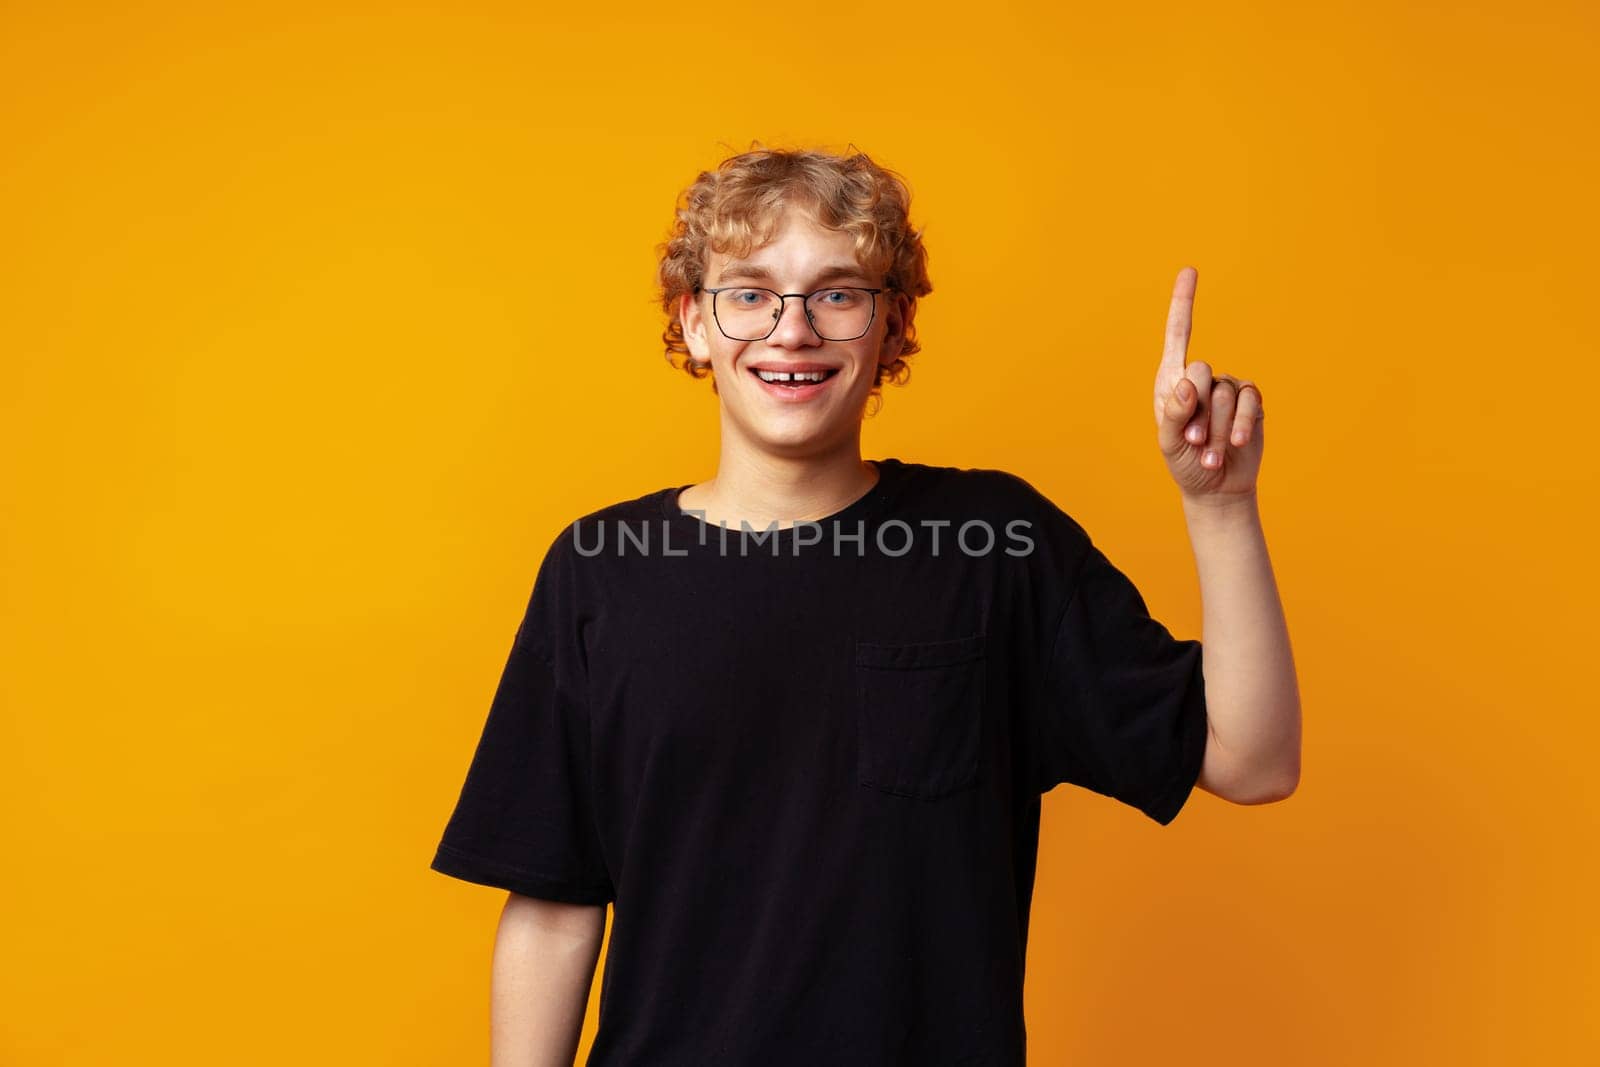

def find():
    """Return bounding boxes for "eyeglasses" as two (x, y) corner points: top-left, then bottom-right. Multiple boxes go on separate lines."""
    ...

(697, 285), (887, 342)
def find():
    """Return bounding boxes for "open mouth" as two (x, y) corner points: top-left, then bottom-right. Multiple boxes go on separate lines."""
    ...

(749, 368), (840, 389)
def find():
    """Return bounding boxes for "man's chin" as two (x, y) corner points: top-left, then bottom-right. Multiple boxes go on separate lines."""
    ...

(726, 415), (854, 457)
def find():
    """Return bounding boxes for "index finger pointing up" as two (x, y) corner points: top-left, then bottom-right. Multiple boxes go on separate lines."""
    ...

(1162, 266), (1198, 375)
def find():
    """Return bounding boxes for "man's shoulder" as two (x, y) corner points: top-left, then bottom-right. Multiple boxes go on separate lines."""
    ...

(567, 485), (671, 530)
(892, 460), (1083, 527)
(531, 484), (675, 568)
(886, 460), (1096, 581)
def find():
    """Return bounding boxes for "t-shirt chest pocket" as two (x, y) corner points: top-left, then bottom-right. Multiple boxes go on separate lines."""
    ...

(853, 633), (986, 800)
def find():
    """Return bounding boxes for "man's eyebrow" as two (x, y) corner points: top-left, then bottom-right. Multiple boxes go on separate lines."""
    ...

(714, 261), (875, 286)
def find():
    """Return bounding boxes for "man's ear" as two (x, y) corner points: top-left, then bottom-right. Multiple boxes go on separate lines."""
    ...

(680, 289), (711, 362)
(878, 291), (914, 367)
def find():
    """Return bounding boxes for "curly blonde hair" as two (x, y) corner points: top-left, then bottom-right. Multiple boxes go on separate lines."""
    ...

(656, 144), (933, 398)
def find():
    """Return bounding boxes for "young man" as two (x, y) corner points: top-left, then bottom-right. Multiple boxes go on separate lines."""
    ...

(430, 147), (1301, 1065)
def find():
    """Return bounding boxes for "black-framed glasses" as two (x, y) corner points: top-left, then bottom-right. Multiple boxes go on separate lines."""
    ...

(697, 285), (886, 342)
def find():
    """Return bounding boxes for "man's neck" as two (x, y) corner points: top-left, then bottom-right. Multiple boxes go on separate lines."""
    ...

(682, 444), (879, 530)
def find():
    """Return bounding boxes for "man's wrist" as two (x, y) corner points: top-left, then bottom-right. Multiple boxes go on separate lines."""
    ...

(1179, 489), (1261, 528)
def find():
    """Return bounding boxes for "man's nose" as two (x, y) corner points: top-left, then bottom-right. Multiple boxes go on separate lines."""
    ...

(767, 295), (821, 347)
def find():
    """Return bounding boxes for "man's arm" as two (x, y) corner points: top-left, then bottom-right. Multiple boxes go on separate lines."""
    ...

(1183, 492), (1302, 804)
(491, 893), (606, 1067)
(1149, 266), (1300, 805)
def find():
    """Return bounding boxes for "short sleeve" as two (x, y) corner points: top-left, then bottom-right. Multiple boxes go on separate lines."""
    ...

(429, 528), (614, 904)
(1032, 542), (1210, 826)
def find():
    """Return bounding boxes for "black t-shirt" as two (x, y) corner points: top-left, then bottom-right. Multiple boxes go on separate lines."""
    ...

(430, 457), (1209, 1065)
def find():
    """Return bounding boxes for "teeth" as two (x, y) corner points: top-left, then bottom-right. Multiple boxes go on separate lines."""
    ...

(756, 370), (829, 382)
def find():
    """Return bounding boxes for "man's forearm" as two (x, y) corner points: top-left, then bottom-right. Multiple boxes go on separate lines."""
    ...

(491, 893), (606, 1067)
(1182, 491), (1302, 800)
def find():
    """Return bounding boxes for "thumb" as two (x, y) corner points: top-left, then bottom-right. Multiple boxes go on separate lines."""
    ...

(1158, 377), (1198, 455)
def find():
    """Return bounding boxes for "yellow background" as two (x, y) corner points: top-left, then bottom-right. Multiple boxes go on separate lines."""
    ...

(4, 1), (1596, 1062)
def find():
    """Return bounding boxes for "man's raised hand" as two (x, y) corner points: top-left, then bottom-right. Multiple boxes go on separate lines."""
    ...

(1153, 266), (1265, 503)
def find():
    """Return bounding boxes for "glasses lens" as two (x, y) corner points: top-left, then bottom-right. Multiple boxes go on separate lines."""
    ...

(806, 288), (874, 340)
(714, 288), (783, 341)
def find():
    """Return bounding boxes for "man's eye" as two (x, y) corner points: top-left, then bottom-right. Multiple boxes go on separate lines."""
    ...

(731, 290), (765, 305)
